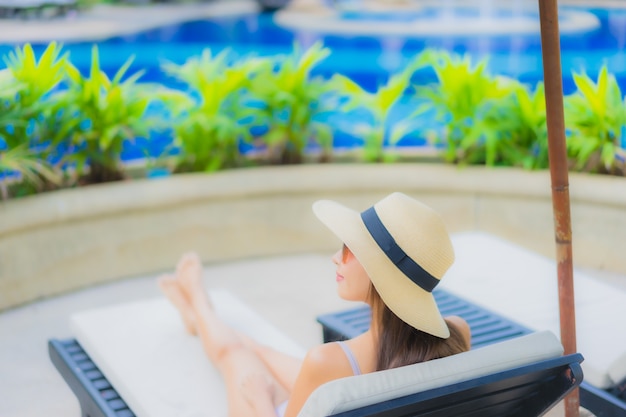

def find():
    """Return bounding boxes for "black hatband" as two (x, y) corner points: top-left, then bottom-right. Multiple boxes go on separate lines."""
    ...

(360, 207), (439, 293)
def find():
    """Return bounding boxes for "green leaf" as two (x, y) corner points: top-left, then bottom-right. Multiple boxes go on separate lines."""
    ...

(0, 145), (61, 186)
(389, 119), (418, 145)
(312, 122), (333, 149)
(601, 142), (616, 169)
(376, 73), (408, 114)
(330, 74), (367, 96)
(264, 128), (286, 145)
(112, 55), (136, 85)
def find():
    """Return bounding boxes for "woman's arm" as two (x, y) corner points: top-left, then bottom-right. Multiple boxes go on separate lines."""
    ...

(283, 343), (349, 417)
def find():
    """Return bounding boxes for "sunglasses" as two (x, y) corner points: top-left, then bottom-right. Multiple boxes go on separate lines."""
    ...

(341, 244), (352, 264)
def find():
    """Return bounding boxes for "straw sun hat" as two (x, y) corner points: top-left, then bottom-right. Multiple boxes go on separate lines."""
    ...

(313, 192), (455, 339)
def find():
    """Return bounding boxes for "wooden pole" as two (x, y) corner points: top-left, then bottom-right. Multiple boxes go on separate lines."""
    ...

(537, 1), (579, 416)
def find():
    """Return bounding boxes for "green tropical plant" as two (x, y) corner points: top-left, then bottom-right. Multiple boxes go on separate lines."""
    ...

(60, 45), (158, 183)
(564, 66), (626, 175)
(0, 145), (60, 200)
(1, 42), (70, 151)
(506, 82), (549, 170)
(415, 49), (518, 165)
(0, 42), (72, 197)
(248, 42), (335, 164)
(331, 60), (422, 163)
(3, 42), (67, 108)
(161, 49), (266, 172)
(451, 81), (549, 168)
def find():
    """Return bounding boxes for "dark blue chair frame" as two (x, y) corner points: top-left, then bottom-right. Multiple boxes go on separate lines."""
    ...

(0, 0), (77, 19)
(329, 354), (583, 417)
(317, 288), (626, 417)
(48, 339), (134, 417)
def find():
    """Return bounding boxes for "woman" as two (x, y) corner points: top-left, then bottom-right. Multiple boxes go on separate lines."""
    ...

(159, 192), (471, 417)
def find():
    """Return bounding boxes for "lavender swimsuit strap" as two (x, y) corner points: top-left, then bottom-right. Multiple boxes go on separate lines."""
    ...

(336, 341), (362, 376)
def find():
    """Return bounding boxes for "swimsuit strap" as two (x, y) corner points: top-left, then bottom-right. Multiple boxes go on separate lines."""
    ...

(336, 341), (362, 376)
(275, 400), (288, 417)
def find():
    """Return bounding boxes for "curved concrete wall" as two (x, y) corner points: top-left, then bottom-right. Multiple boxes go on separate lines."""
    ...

(1, 164), (624, 311)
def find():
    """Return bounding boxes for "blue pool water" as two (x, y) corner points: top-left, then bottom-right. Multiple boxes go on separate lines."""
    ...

(2, 4), (626, 159)
(7, 6), (620, 92)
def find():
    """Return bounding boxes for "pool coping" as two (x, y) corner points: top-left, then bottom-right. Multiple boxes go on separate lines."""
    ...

(276, 1), (603, 37)
(0, 0), (260, 43)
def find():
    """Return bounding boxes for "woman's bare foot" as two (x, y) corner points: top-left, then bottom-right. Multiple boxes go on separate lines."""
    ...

(174, 252), (211, 308)
(158, 274), (197, 336)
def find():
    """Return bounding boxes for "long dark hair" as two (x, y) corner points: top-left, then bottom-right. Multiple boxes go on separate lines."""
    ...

(369, 284), (470, 371)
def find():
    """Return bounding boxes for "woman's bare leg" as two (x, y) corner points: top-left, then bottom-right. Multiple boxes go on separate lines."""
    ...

(171, 253), (304, 389)
(172, 253), (245, 363)
(160, 253), (291, 416)
(159, 256), (303, 388)
(158, 274), (196, 335)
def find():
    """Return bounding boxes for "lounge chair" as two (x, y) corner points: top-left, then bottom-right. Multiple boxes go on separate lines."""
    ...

(319, 288), (625, 417)
(256, 0), (290, 12)
(298, 331), (581, 417)
(0, 0), (76, 19)
(318, 250), (626, 417)
(49, 290), (583, 417)
(0, 0), (41, 18)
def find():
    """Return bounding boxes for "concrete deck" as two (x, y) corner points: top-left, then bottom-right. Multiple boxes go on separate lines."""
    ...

(2, 233), (622, 416)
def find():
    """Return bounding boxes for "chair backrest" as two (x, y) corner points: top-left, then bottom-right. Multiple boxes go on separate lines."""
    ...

(297, 331), (581, 417)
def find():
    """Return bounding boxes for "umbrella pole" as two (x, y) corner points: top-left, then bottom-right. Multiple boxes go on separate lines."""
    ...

(537, 1), (579, 416)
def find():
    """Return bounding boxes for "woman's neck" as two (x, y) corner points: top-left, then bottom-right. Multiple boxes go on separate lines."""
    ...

(368, 303), (382, 343)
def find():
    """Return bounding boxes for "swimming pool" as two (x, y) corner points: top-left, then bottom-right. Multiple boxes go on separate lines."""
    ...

(9, 5), (622, 91)
(2, 3), (626, 158)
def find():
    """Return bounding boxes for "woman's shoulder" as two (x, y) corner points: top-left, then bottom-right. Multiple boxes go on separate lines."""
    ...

(284, 342), (354, 417)
(300, 340), (368, 383)
(303, 336), (372, 376)
(303, 341), (346, 370)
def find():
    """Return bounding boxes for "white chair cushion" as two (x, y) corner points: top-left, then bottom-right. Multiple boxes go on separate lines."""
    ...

(71, 289), (306, 417)
(297, 330), (564, 417)
(445, 232), (626, 389)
